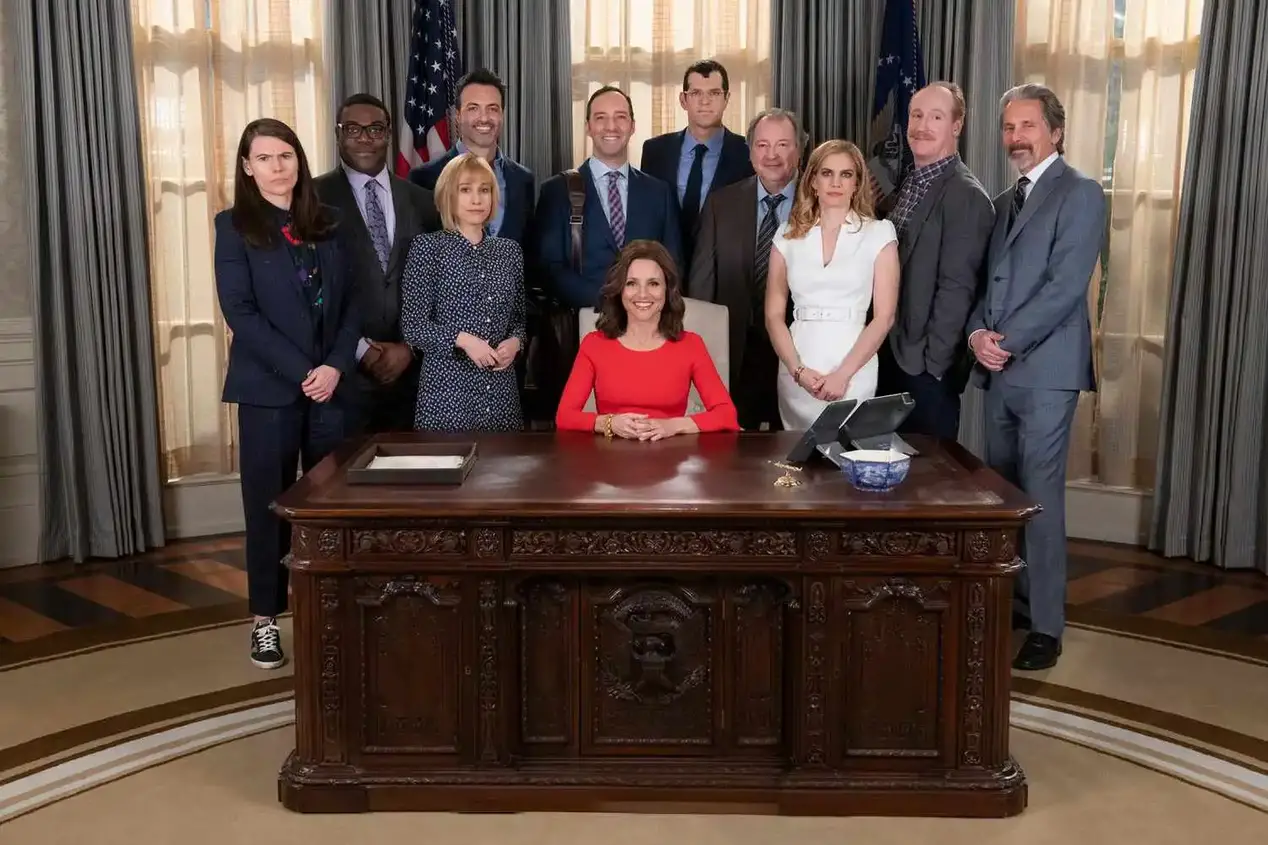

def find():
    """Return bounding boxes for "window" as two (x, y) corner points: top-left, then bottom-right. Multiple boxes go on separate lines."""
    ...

(569, 0), (772, 164)
(130, 0), (330, 480)
(1015, 0), (1204, 490)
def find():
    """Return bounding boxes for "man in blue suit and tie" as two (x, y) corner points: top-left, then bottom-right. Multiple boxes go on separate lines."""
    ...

(967, 83), (1107, 671)
(640, 60), (753, 263)
(535, 86), (682, 310)
(408, 68), (535, 247)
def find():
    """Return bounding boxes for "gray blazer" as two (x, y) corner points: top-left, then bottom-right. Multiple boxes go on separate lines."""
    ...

(966, 157), (1105, 391)
(887, 160), (994, 390)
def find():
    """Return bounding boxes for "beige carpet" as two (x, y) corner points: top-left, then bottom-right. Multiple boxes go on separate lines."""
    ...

(4, 619), (1267, 838)
(6, 725), (1267, 845)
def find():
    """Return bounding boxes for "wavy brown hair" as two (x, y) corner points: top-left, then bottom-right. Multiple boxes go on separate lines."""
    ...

(594, 240), (686, 341)
(785, 139), (874, 240)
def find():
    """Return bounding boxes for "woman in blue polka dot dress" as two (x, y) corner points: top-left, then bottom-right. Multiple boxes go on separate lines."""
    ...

(400, 152), (526, 431)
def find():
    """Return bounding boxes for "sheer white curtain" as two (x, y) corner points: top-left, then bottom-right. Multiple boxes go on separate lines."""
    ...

(130, 0), (331, 480)
(1015, 0), (1204, 491)
(569, 0), (772, 165)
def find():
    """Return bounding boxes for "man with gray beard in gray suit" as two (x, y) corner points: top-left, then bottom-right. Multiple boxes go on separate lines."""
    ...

(967, 83), (1106, 671)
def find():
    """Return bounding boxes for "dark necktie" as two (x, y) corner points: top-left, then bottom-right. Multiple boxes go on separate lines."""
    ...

(1008, 175), (1030, 232)
(364, 180), (390, 271)
(753, 193), (786, 303)
(606, 171), (626, 247)
(680, 143), (708, 238)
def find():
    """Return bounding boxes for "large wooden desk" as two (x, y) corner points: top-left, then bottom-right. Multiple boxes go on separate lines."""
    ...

(274, 432), (1034, 816)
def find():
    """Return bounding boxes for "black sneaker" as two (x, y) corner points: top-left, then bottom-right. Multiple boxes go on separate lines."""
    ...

(250, 618), (285, 669)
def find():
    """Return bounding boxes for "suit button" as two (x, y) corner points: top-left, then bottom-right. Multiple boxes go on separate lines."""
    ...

(994, 276), (1003, 282)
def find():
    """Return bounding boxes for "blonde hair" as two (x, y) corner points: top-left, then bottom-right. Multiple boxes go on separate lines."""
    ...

(785, 139), (874, 240)
(434, 152), (500, 231)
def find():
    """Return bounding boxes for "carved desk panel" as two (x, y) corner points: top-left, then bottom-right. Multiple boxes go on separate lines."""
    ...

(276, 433), (1034, 817)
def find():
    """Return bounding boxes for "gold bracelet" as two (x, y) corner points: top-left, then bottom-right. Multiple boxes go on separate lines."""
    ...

(793, 365), (806, 385)
(603, 414), (614, 439)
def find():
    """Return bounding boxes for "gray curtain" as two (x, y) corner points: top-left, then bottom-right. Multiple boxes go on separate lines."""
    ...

(11, 0), (166, 561)
(916, 0), (1015, 458)
(771, 1), (881, 147)
(772, 0), (1014, 457)
(456, 0), (573, 181)
(325, 0), (414, 133)
(1149, 0), (1268, 573)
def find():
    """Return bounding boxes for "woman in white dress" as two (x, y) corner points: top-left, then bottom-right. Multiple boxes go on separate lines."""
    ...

(764, 139), (901, 430)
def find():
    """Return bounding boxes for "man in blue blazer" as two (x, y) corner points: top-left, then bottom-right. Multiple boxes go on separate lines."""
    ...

(640, 60), (753, 263)
(536, 86), (682, 310)
(408, 68), (535, 247)
(966, 83), (1107, 671)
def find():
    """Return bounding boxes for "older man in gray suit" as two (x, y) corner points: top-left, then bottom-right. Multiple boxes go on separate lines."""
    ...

(878, 82), (994, 439)
(967, 83), (1106, 671)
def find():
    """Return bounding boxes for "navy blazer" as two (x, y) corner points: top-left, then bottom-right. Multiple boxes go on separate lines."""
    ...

(214, 209), (361, 407)
(408, 147), (536, 246)
(534, 162), (682, 310)
(639, 128), (754, 212)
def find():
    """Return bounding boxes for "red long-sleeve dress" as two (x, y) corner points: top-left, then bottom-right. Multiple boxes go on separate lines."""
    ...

(555, 331), (740, 432)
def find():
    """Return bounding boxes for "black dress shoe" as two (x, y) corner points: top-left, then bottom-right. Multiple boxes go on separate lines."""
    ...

(1013, 633), (1061, 671)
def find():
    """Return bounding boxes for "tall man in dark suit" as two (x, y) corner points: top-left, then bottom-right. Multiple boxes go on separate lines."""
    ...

(407, 68), (535, 246)
(315, 93), (441, 433)
(967, 83), (1106, 671)
(877, 82), (995, 440)
(689, 108), (803, 431)
(536, 86), (682, 310)
(641, 60), (753, 264)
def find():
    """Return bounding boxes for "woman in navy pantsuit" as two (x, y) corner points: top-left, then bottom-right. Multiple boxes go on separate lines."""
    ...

(214, 118), (360, 670)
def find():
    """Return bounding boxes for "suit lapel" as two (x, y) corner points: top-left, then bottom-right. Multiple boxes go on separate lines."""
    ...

(582, 163), (618, 251)
(1001, 157), (1067, 252)
(898, 166), (955, 263)
(736, 177), (759, 276)
(325, 168), (384, 281)
(387, 176), (412, 276)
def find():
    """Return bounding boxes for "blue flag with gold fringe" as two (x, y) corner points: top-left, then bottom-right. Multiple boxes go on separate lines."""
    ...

(868, 0), (926, 198)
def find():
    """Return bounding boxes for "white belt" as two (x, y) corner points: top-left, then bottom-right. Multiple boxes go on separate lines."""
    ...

(793, 306), (858, 322)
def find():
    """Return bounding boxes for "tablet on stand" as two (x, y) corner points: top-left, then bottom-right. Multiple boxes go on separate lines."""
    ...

(784, 393), (918, 468)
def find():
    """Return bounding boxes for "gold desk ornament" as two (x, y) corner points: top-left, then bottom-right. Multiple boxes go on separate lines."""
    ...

(769, 460), (804, 488)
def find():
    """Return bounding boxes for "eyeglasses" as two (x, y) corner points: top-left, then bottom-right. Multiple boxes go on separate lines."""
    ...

(338, 121), (389, 140)
(686, 90), (726, 102)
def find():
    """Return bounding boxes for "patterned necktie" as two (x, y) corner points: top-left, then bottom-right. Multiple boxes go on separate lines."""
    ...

(364, 180), (390, 271)
(1008, 175), (1030, 233)
(753, 193), (786, 293)
(606, 170), (626, 247)
(680, 143), (708, 238)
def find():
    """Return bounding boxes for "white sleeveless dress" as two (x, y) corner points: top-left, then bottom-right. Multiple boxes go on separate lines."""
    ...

(772, 214), (898, 430)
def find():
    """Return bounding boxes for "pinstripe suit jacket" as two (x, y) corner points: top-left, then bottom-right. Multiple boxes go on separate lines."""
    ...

(966, 156), (1105, 391)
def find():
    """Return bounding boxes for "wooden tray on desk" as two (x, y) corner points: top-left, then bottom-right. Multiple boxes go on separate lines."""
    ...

(344, 441), (477, 485)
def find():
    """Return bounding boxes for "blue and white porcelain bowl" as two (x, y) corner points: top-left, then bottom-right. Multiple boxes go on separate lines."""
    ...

(840, 449), (911, 491)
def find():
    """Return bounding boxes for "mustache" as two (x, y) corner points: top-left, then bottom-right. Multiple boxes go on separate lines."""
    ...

(1008, 143), (1033, 154)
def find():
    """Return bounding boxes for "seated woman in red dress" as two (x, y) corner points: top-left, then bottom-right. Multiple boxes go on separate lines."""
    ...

(556, 240), (739, 439)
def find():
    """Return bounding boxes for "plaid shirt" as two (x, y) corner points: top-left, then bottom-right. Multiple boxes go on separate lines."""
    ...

(888, 154), (958, 240)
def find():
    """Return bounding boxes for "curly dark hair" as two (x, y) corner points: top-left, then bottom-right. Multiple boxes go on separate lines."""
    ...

(594, 240), (686, 341)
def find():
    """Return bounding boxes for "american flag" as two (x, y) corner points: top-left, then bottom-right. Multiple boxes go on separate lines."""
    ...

(395, 0), (463, 176)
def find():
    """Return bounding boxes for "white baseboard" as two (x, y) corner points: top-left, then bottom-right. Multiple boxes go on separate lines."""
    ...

(1065, 482), (1151, 545)
(163, 475), (245, 539)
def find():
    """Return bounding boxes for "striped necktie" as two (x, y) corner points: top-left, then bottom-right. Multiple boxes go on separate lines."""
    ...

(606, 171), (626, 247)
(753, 193), (786, 292)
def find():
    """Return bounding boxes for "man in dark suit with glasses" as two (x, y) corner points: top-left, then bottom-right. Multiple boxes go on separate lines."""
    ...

(315, 93), (441, 433)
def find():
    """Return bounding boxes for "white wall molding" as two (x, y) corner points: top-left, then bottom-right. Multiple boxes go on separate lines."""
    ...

(0, 315), (38, 567)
